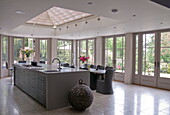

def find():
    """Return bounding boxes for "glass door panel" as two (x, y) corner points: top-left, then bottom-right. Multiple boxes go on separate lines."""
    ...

(160, 32), (170, 78)
(135, 35), (139, 74)
(57, 40), (72, 64)
(142, 34), (155, 76)
(1, 36), (8, 69)
(14, 38), (23, 63)
(24, 38), (34, 61)
(39, 40), (47, 63)
(88, 40), (95, 65)
(80, 40), (86, 57)
(105, 38), (113, 67)
(116, 36), (125, 73)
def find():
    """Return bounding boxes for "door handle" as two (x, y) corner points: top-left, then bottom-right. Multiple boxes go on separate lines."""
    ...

(155, 62), (157, 67)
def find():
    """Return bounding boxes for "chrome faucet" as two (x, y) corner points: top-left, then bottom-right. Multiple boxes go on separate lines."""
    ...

(52, 58), (61, 70)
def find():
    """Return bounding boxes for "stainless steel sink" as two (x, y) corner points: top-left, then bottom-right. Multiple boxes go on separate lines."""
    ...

(43, 70), (59, 72)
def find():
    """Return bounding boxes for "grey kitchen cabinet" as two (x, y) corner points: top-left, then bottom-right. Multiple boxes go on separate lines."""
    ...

(29, 72), (39, 100)
(19, 69), (29, 93)
(38, 73), (46, 106)
(14, 67), (46, 106)
(14, 64), (90, 110)
(14, 67), (20, 87)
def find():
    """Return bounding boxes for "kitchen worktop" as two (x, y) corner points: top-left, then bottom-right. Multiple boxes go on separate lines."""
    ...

(13, 63), (88, 74)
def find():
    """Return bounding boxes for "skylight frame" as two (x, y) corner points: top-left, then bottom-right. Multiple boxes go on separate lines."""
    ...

(27, 6), (93, 26)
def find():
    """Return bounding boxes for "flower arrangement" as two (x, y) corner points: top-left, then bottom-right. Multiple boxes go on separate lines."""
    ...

(20, 49), (35, 57)
(79, 56), (90, 63)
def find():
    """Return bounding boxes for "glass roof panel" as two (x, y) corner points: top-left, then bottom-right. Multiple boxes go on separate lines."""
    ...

(27, 6), (92, 26)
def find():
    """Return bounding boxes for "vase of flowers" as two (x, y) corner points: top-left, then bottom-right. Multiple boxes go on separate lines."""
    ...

(20, 49), (35, 63)
(79, 56), (90, 69)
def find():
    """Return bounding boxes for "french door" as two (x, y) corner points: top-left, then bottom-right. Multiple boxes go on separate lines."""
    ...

(157, 31), (170, 89)
(104, 35), (125, 81)
(134, 30), (170, 90)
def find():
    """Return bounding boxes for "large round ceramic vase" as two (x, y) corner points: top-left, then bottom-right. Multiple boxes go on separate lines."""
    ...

(68, 79), (93, 111)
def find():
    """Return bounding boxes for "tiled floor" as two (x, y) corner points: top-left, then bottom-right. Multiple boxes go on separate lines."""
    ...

(0, 78), (170, 115)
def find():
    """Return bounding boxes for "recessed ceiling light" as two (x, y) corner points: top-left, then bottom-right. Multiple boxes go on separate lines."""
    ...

(133, 15), (136, 17)
(113, 27), (117, 29)
(85, 21), (88, 24)
(53, 25), (57, 29)
(31, 34), (34, 36)
(111, 9), (118, 14)
(88, 2), (93, 5)
(97, 18), (100, 21)
(15, 10), (25, 14)
(160, 22), (163, 24)
(75, 24), (77, 26)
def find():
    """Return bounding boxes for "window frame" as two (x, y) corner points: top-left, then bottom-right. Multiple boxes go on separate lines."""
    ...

(1, 35), (9, 69)
(56, 39), (73, 65)
(76, 38), (96, 66)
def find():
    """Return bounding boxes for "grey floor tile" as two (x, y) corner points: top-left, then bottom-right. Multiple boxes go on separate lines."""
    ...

(0, 77), (170, 115)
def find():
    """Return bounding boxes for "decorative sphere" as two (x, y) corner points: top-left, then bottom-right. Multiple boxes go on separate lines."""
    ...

(68, 83), (93, 111)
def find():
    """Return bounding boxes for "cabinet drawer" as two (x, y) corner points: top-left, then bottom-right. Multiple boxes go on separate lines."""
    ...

(38, 90), (46, 106)
(39, 76), (46, 81)
(39, 81), (46, 92)
(30, 87), (38, 100)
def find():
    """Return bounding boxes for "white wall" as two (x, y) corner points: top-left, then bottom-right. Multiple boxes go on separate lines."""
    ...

(95, 36), (104, 65)
(124, 33), (134, 84)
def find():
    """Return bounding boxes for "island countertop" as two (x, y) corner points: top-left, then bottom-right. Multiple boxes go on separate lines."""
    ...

(13, 63), (88, 74)
(13, 63), (90, 110)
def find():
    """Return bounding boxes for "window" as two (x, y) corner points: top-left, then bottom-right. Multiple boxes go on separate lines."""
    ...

(57, 40), (72, 64)
(116, 36), (125, 72)
(105, 37), (113, 66)
(1, 36), (8, 69)
(40, 39), (48, 63)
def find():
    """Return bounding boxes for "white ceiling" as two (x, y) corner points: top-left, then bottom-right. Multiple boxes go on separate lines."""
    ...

(0, 0), (170, 39)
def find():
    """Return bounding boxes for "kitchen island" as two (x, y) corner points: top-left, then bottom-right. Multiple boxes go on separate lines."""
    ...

(13, 64), (90, 110)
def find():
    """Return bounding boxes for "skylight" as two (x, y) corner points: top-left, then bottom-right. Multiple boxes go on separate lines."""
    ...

(27, 7), (93, 26)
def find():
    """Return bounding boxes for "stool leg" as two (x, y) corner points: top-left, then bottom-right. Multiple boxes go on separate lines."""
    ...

(10, 70), (13, 84)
